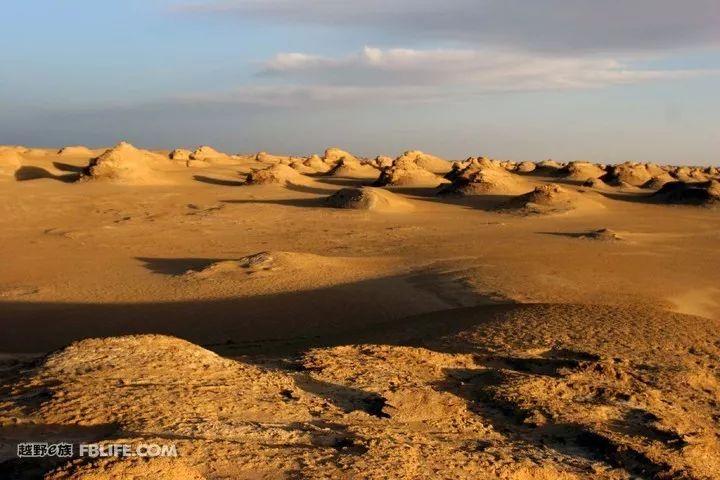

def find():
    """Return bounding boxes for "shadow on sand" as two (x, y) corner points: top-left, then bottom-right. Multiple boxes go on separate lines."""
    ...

(14, 166), (80, 183)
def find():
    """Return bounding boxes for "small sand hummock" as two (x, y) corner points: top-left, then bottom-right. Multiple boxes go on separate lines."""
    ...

(303, 154), (332, 173)
(558, 161), (606, 181)
(440, 165), (529, 196)
(244, 163), (311, 186)
(502, 183), (604, 214)
(323, 147), (357, 165)
(375, 156), (446, 187)
(325, 187), (414, 212)
(57, 145), (96, 157)
(398, 150), (452, 174)
(169, 148), (192, 161)
(515, 161), (536, 174)
(602, 162), (653, 187)
(326, 157), (379, 178)
(80, 142), (171, 184)
(581, 228), (624, 241)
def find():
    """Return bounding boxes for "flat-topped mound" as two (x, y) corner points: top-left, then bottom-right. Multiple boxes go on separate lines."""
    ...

(325, 186), (414, 212)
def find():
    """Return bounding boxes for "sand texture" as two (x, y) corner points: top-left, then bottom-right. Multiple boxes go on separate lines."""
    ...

(0, 146), (719, 479)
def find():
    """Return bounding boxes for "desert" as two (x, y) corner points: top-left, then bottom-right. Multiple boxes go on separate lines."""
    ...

(0, 144), (719, 479)
(3, 1), (720, 478)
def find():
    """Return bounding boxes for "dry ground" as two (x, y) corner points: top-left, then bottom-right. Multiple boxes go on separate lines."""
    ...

(0, 147), (719, 479)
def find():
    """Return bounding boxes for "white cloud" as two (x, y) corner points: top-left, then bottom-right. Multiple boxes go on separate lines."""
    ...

(260, 46), (716, 92)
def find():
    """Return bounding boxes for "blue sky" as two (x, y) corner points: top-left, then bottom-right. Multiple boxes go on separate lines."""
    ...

(1, 0), (719, 164)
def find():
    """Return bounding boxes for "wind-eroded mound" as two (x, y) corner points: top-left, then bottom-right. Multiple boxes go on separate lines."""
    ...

(169, 148), (191, 161)
(515, 161), (536, 173)
(326, 157), (378, 178)
(322, 147), (357, 165)
(303, 154), (332, 173)
(440, 166), (530, 196)
(244, 163), (311, 186)
(502, 183), (604, 214)
(643, 172), (676, 190)
(255, 151), (293, 165)
(673, 166), (711, 183)
(602, 162), (653, 187)
(398, 150), (452, 174)
(653, 180), (720, 206)
(80, 142), (172, 184)
(558, 161), (605, 181)
(375, 156), (446, 187)
(190, 145), (225, 160)
(325, 187), (414, 212)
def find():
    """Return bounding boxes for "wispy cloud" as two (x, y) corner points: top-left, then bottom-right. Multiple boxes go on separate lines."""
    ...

(259, 46), (717, 93)
(176, 0), (720, 53)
